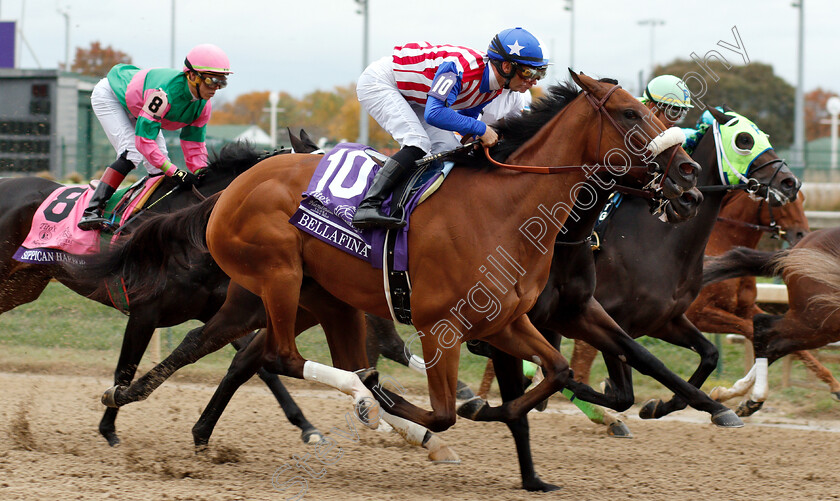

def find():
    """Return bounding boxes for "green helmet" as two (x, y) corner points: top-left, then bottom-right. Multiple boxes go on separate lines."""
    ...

(644, 74), (693, 109)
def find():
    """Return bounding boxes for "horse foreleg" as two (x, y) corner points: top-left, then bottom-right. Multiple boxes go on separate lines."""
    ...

(365, 315), (476, 401)
(459, 315), (569, 424)
(639, 315), (719, 418)
(220, 328), (324, 446)
(103, 282), (265, 408)
(491, 350), (560, 492)
(99, 311), (158, 446)
(568, 300), (742, 427)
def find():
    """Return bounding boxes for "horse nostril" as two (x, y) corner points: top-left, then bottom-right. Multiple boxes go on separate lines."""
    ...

(679, 162), (698, 176)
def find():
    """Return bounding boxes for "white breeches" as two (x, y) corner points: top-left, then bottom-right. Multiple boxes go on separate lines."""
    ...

(90, 78), (167, 174)
(357, 56), (460, 155)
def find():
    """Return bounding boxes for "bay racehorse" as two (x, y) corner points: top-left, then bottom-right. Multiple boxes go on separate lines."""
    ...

(685, 191), (840, 402)
(702, 227), (840, 411)
(460, 106), (798, 488)
(0, 135), (326, 447)
(91, 72), (706, 478)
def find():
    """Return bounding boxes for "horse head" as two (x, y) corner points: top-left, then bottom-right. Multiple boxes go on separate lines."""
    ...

(706, 106), (800, 207)
(568, 70), (702, 222)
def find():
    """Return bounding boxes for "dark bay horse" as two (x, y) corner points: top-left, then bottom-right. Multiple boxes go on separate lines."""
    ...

(90, 72), (704, 482)
(460, 106), (798, 489)
(702, 227), (840, 410)
(563, 107), (800, 419)
(0, 138), (325, 447)
(572, 188), (811, 387)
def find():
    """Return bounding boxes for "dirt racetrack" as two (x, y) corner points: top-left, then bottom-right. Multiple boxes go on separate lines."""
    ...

(1, 371), (839, 501)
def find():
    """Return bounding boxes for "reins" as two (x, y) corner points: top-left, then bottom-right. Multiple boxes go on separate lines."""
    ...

(481, 82), (684, 201)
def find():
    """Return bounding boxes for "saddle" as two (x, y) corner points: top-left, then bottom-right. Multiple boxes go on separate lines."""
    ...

(290, 143), (456, 325)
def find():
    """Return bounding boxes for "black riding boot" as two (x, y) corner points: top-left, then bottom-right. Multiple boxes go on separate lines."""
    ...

(352, 146), (425, 230)
(77, 182), (117, 231)
(78, 151), (134, 231)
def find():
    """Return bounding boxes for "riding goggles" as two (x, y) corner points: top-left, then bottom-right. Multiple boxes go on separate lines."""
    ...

(199, 73), (228, 89)
(515, 64), (548, 81)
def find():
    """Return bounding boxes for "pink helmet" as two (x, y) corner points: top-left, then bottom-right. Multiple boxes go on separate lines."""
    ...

(183, 44), (232, 74)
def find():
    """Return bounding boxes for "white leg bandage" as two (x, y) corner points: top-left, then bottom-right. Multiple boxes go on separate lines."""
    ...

(380, 410), (428, 446)
(751, 358), (769, 401)
(303, 361), (373, 402)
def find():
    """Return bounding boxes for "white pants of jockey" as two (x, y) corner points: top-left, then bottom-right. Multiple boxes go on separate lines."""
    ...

(91, 78), (167, 175)
(357, 56), (461, 155)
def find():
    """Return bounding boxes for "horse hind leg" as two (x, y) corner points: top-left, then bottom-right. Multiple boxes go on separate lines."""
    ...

(103, 282), (266, 408)
(99, 312), (158, 446)
(791, 350), (840, 401)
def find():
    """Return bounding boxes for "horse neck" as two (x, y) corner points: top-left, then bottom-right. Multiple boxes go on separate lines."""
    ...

(708, 193), (765, 255)
(507, 108), (608, 241)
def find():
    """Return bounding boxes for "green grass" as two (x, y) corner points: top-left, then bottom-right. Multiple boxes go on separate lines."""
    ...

(1, 282), (838, 418)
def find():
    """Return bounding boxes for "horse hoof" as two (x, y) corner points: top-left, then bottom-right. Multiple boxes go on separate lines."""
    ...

(831, 391), (840, 402)
(101, 386), (122, 408)
(735, 399), (764, 417)
(606, 420), (633, 438)
(535, 398), (549, 412)
(638, 399), (661, 419)
(354, 397), (380, 430)
(102, 432), (120, 447)
(455, 382), (476, 401)
(711, 408), (744, 427)
(456, 396), (488, 420)
(522, 476), (562, 492)
(428, 444), (461, 464)
(301, 429), (324, 445)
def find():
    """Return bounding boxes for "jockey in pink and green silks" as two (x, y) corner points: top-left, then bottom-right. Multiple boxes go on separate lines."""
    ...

(78, 43), (232, 232)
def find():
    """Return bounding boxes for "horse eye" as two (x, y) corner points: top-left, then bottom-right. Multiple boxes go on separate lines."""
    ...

(623, 109), (638, 120)
(736, 132), (755, 149)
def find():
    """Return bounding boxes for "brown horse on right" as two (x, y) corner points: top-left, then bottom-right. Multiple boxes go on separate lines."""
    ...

(702, 227), (840, 411)
(688, 191), (840, 401)
(97, 72), (715, 459)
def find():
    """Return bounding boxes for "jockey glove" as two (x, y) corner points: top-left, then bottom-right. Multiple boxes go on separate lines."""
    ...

(172, 169), (198, 187)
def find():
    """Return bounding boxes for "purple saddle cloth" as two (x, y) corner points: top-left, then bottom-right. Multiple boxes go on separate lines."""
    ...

(289, 143), (442, 271)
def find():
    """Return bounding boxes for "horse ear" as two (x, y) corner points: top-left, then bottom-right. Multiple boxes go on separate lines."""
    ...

(708, 106), (735, 124)
(287, 127), (304, 152)
(722, 104), (735, 113)
(300, 129), (314, 145)
(568, 69), (586, 91)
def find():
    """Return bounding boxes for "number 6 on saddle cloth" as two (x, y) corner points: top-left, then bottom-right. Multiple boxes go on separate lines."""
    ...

(289, 143), (459, 325)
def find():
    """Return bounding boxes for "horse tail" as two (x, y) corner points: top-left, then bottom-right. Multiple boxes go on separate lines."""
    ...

(776, 245), (840, 312)
(78, 193), (221, 301)
(702, 247), (787, 286)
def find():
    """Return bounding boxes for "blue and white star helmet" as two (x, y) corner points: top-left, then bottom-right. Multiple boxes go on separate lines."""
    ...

(487, 27), (549, 67)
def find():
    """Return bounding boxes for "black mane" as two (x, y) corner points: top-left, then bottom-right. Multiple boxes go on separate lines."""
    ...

(201, 141), (264, 180)
(489, 78), (618, 163)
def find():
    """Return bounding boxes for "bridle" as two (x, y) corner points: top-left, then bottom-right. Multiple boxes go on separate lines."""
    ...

(716, 198), (786, 240)
(482, 83), (689, 213)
